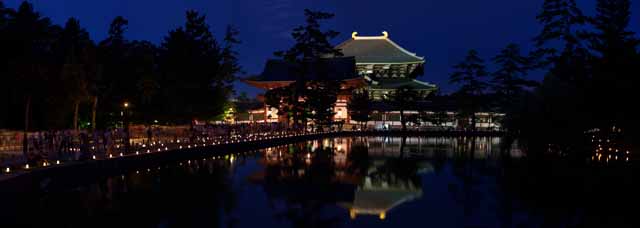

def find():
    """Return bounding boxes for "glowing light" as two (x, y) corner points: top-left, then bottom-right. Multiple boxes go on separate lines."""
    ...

(24, 164), (30, 169)
(56, 160), (60, 165)
(92, 155), (96, 160)
(5, 167), (10, 173)
(379, 212), (386, 220)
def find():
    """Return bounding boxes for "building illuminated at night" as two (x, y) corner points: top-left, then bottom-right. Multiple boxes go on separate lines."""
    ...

(242, 31), (437, 124)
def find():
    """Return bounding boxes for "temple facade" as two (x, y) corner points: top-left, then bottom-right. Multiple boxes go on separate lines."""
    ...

(338, 31), (437, 100)
(242, 31), (437, 124)
(241, 31), (502, 130)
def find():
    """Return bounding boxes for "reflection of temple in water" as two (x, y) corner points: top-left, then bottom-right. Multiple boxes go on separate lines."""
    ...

(367, 136), (523, 158)
(254, 137), (449, 221)
(342, 163), (425, 220)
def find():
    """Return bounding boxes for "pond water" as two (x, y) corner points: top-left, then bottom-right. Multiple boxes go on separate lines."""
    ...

(0, 136), (635, 228)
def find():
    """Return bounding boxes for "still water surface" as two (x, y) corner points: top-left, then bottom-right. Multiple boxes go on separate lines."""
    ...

(3, 136), (631, 228)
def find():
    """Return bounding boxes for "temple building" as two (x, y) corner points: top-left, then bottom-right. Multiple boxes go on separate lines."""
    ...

(338, 31), (437, 100)
(242, 31), (437, 124)
(240, 31), (503, 129)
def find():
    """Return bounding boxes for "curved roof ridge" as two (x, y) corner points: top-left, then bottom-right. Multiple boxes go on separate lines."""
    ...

(336, 31), (425, 64)
(384, 38), (424, 60)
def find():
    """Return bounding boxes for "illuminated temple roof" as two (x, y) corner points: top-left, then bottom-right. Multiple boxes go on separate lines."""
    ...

(336, 31), (425, 64)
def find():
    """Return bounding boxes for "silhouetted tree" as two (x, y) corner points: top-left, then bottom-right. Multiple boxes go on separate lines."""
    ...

(0, 2), (13, 127)
(450, 50), (489, 131)
(219, 25), (243, 90)
(129, 40), (159, 125)
(348, 90), (372, 129)
(264, 85), (297, 124)
(159, 10), (229, 124)
(587, 0), (640, 134)
(384, 85), (423, 131)
(306, 80), (341, 129)
(534, 0), (585, 54)
(56, 18), (94, 130)
(512, 0), (594, 150)
(97, 16), (131, 128)
(491, 44), (537, 106)
(265, 9), (343, 128)
(4, 2), (58, 155)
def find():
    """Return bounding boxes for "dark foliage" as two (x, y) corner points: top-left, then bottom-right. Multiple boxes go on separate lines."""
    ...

(449, 50), (489, 130)
(264, 9), (343, 128)
(347, 90), (372, 128)
(0, 2), (242, 130)
(383, 85), (424, 131)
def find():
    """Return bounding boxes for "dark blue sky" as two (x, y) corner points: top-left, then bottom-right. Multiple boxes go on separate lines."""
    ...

(5, 0), (639, 97)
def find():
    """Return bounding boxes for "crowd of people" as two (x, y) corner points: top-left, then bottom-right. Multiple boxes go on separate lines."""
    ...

(0, 122), (302, 169)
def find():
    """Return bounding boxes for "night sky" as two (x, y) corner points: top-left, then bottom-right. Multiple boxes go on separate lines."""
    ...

(4, 0), (639, 97)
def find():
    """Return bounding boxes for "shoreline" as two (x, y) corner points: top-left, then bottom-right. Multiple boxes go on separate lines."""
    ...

(0, 130), (505, 192)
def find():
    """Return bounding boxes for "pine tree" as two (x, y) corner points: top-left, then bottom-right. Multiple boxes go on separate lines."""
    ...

(0, 1), (13, 127)
(219, 25), (243, 92)
(451, 50), (488, 96)
(450, 50), (489, 130)
(384, 85), (423, 131)
(57, 18), (94, 130)
(265, 9), (343, 128)
(97, 16), (131, 128)
(588, 0), (640, 132)
(348, 90), (372, 129)
(160, 10), (228, 124)
(5, 1), (58, 157)
(491, 44), (537, 109)
(534, 0), (585, 49)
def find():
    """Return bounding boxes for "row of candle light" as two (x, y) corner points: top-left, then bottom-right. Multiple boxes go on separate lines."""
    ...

(3, 130), (337, 174)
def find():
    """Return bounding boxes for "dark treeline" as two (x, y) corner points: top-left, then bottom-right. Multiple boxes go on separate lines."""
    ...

(0, 1), (241, 131)
(447, 0), (639, 153)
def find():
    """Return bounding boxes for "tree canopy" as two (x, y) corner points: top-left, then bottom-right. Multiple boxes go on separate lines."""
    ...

(0, 2), (242, 130)
(264, 9), (343, 128)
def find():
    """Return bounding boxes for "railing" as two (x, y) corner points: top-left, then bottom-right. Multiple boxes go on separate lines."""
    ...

(0, 123), (307, 174)
(0, 125), (506, 177)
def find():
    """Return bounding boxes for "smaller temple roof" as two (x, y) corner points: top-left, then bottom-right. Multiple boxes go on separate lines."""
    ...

(249, 56), (358, 82)
(336, 31), (425, 64)
(369, 78), (437, 90)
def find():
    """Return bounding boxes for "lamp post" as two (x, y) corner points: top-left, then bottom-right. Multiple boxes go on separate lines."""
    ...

(123, 102), (130, 154)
